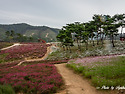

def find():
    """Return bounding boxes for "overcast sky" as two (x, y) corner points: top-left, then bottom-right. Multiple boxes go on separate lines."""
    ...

(0, 0), (125, 28)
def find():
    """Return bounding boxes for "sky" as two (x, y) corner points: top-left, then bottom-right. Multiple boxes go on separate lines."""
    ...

(0, 0), (125, 29)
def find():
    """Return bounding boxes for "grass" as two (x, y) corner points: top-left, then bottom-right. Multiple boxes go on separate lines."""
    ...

(66, 63), (85, 73)
(0, 84), (15, 94)
(66, 56), (125, 89)
(0, 54), (8, 64)
(0, 42), (13, 49)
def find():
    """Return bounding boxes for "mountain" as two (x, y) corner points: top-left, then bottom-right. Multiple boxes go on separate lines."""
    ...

(0, 23), (60, 42)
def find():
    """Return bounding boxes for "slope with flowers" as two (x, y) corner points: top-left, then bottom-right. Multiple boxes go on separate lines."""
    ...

(0, 43), (51, 62)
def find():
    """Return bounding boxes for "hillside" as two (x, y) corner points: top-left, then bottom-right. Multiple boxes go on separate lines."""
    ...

(0, 23), (59, 42)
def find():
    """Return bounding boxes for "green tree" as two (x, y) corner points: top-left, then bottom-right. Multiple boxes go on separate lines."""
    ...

(92, 14), (102, 45)
(5, 31), (11, 42)
(113, 14), (125, 37)
(5, 31), (10, 38)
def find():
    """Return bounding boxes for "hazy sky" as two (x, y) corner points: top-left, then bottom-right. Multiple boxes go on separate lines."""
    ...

(0, 0), (125, 28)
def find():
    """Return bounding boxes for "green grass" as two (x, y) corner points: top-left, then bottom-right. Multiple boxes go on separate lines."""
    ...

(0, 42), (13, 49)
(66, 63), (85, 73)
(66, 56), (125, 88)
(0, 54), (8, 64)
(0, 84), (15, 94)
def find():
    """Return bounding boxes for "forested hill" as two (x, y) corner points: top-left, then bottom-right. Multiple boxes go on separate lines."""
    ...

(0, 23), (59, 42)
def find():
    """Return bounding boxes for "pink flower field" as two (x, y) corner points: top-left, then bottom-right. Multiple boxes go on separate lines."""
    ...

(68, 55), (118, 67)
(0, 43), (51, 60)
(0, 63), (63, 94)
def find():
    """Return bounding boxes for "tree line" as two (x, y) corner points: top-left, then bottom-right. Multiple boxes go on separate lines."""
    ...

(57, 14), (125, 52)
(5, 30), (34, 42)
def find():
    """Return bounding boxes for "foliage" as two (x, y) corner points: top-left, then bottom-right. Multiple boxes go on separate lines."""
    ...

(57, 13), (125, 52)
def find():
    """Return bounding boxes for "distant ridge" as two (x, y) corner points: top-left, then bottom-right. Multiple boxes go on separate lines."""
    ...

(0, 23), (60, 42)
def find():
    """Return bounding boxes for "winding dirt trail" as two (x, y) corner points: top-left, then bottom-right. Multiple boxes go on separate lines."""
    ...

(55, 64), (118, 94)
(55, 63), (99, 94)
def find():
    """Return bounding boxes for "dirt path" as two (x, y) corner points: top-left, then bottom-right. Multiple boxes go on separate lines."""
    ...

(55, 63), (100, 94)
(55, 64), (119, 94)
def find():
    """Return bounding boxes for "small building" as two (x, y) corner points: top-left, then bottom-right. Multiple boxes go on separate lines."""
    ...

(120, 33), (125, 41)
(38, 39), (46, 43)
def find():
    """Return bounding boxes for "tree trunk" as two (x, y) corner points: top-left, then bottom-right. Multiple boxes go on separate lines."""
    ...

(77, 38), (81, 51)
(92, 33), (95, 46)
(62, 45), (65, 51)
(69, 46), (72, 53)
(111, 34), (115, 47)
(97, 32), (99, 45)
(90, 35), (93, 44)
(92, 37), (95, 46)
(101, 33), (104, 46)
(121, 26), (123, 37)
(85, 40), (88, 50)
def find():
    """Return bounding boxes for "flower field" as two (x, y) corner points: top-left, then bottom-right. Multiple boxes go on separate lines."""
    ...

(67, 56), (125, 89)
(69, 55), (118, 68)
(0, 43), (51, 61)
(0, 63), (64, 94)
